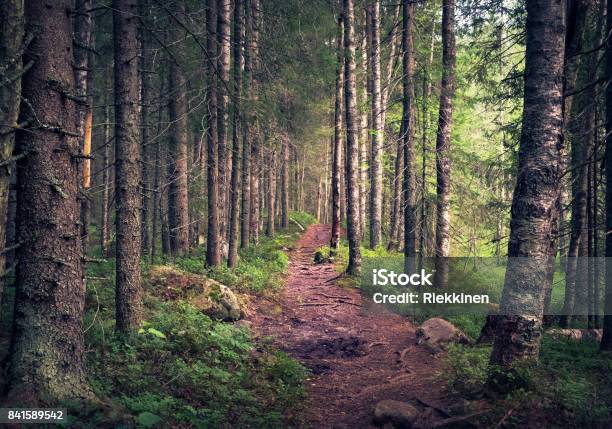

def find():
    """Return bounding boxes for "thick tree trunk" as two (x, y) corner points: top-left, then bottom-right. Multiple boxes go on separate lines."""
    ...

(0, 0), (23, 308)
(228, 0), (243, 268)
(206, 0), (221, 266)
(489, 0), (565, 369)
(433, 0), (456, 288)
(369, 0), (383, 248)
(113, 0), (143, 333)
(167, 0), (190, 255)
(402, 0), (417, 273)
(7, 0), (92, 402)
(343, 0), (362, 275)
(331, 7), (344, 254)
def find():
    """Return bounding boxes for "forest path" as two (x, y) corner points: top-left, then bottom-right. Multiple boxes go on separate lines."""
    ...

(250, 224), (449, 428)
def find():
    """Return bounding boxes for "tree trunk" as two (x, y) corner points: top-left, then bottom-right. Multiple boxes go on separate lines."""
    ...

(101, 79), (113, 258)
(281, 138), (289, 228)
(402, 0), (417, 273)
(343, 0), (362, 275)
(266, 144), (277, 236)
(217, 0), (231, 250)
(489, 0), (566, 369)
(113, 0), (143, 333)
(228, 0), (243, 268)
(7, 0), (92, 402)
(331, 6), (344, 254)
(139, 4), (152, 258)
(249, 0), (261, 244)
(73, 0), (93, 252)
(359, 12), (368, 240)
(206, 0), (221, 266)
(419, 19), (436, 270)
(601, 0), (612, 351)
(369, 0), (383, 248)
(0, 0), (23, 308)
(433, 0), (456, 288)
(167, 0), (190, 255)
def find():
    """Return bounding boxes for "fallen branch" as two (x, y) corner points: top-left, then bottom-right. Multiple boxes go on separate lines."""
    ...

(289, 217), (305, 231)
(368, 341), (389, 349)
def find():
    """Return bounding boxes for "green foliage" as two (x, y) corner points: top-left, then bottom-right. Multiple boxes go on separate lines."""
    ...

(439, 344), (490, 398)
(85, 299), (307, 428)
(440, 335), (612, 427)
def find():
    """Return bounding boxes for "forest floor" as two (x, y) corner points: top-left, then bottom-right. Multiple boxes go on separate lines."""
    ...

(250, 224), (453, 429)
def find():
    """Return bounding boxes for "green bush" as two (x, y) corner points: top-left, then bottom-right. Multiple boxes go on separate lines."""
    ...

(84, 300), (307, 428)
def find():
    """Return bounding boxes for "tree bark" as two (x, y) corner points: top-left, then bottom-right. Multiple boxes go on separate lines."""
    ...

(368, 0), (383, 248)
(433, 0), (456, 288)
(228, 0), (243, 268)
(0, 0), (23, 308)
(266, 144), (277, 236)
(601, 0), (612, 351)
(249, 0), (261, 244)
(7, 0), (92, 402)
(206, 0), (221, 266)
(167, 0), (190, 256)
(402, 0), (417, 273)
(331, 5), (344, 254)
(113, 0), (143, 333)
(281, 138), (289, 228)
(343, 0), (362, 275)
(217, 0), (231, 250)
(73, 0), (93, 252)
(489, 0), (566, 369)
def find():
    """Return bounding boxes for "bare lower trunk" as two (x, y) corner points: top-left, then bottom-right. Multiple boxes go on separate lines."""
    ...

(281, 138), (289, 228)
(490, 0), (566, 370)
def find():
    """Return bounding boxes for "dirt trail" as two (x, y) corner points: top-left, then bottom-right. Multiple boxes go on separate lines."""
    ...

(251, 224), (450, 428)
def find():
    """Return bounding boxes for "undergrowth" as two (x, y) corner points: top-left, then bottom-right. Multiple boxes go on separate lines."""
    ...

(440, 337), (612, 428)
(62, 212), (317, 427)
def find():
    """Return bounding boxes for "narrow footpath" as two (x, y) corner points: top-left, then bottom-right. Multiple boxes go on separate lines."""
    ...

(251, 224), (451, 428)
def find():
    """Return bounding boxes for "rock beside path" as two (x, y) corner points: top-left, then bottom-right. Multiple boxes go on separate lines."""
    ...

(148, 265), (245, 321)
(373, 400), (419, 428)
(415, 318), (470, 352)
